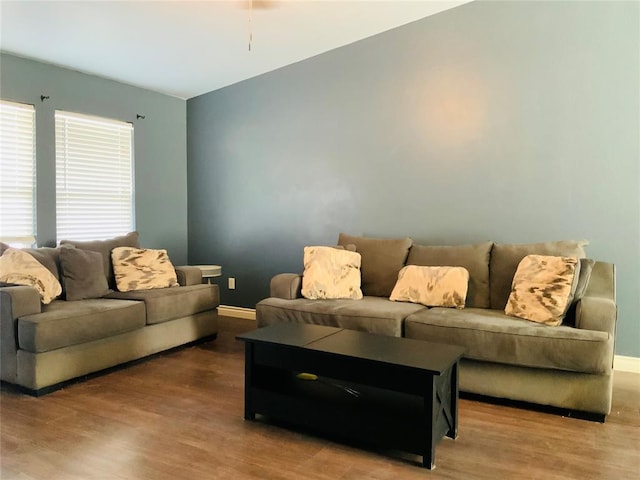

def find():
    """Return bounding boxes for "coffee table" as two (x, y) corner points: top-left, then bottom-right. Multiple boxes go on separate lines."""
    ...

(237, 323), (464, 469)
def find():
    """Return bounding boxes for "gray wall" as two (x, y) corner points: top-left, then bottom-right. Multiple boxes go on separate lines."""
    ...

(1, 54), (189, 264)
(188, 0), (639, 356)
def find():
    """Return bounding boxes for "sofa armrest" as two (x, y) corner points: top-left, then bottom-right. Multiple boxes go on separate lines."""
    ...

(575, 297), (617, 335)
(1, 286), (42, 383)
(175, 266), (202, 286)
(270, 273), (303, 299)
(575, 262), (617, 335)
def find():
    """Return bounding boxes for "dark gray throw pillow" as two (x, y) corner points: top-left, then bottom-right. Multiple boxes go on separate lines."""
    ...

(59, 246), (111, 301)
(60, 231), (140, 289)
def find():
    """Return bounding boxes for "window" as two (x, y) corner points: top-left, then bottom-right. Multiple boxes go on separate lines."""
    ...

(0, 100), (36, 247)
(55, 111), (134, 242)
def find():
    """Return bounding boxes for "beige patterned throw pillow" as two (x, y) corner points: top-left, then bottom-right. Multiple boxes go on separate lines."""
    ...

(390, 265), (469, 309)
(505, 254), (579, 326)
(0, 248), (62, 304)
(301, 246), (363, 300)
(111, 247), (179, 292)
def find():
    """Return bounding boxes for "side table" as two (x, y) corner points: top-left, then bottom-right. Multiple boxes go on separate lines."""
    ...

(193, 265), (222, 284)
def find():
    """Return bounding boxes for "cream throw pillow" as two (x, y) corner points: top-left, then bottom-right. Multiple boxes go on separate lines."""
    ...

(505, 254), (579, 326)
(111, 247), (179, 292)
(301, 246), (363, 300)
(390, 265), (469, 309)
(0, 248), (62, 304)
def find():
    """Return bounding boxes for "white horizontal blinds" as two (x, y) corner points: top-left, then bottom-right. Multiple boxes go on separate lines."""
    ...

(0, 100), (36, 246)
(55, 111), (134, 242)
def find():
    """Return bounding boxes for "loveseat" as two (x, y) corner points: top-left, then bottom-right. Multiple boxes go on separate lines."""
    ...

(256, 234), (617, 421)
(0, 232), (219, 395)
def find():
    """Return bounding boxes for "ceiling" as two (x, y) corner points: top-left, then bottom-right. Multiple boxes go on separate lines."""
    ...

(0, 0), (471, 99)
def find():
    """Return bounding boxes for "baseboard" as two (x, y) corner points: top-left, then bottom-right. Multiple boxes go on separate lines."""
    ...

(614, 355), (640, 373)
(217, 305), (256, 320)
(215, 306), (640, 372)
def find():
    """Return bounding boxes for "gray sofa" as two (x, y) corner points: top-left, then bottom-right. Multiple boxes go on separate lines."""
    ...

(256, 234), (617, 421)
(1, 234), (219, 395)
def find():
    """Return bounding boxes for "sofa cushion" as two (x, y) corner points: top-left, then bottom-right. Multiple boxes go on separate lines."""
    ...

(390, 265), (469, 309)
(489, 240), (588, 310)
(105, 284), (219, 325)
(337, 233), (412, 297)
(256, 296), (426, 337)
(505, 255), (580, 326)
(18, 298), (145, 353)
(60, 231), (140, 289)
(111, 247), (179, 292)
(59, 246), (111, 301)
(301, 246), (362, 300)
(0, 249), (62, 304)
(406, 242), (493, 308)
(404, 307), (612, 374)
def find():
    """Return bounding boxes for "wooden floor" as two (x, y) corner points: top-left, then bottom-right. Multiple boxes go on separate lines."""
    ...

(1, 316), (639, 480)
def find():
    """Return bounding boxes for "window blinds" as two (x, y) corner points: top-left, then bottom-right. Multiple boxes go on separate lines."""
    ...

(55, 111), (134, 242)
(0, 100), (36, 246)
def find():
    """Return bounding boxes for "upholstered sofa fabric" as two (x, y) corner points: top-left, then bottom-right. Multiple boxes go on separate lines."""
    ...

(406, 242), (493, 308)
(337, 233), (412, 297)
(459, 359), (613, 416)
(257, 296), (426, 337)
(18, 299), (145, 353)
(404, 307), (612, 374)
(106, 284), (218, 325)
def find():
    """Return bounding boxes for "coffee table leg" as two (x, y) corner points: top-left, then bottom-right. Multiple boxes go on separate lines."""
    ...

(244, 343), (255, 421)
(447, 361), (459, 439)
(423, 376), (436, 469)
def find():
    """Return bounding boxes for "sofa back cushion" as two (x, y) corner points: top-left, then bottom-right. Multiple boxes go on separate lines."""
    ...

(337, 233), (412, 297)
(406, 242), (493, 308)
(60, 232), (140, 289)
(490, 240), (588, 310)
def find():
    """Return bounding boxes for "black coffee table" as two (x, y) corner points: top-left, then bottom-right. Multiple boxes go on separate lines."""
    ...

(237, 323), (464, 469)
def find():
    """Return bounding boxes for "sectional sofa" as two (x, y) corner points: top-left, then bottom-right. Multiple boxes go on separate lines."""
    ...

(256, 234), (617, 421)
(0, 232), (219, 395)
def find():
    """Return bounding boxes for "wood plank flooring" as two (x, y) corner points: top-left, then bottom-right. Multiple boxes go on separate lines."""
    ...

(1, 316), (639, 479)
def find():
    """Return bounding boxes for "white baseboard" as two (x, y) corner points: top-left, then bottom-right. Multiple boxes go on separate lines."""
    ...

(216, 305), (640, 373)
(614, 355), (640, 373)
(217, 305), (256, 320)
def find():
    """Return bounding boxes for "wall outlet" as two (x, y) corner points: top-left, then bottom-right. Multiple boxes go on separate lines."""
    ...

(228, 277), (236, 290)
